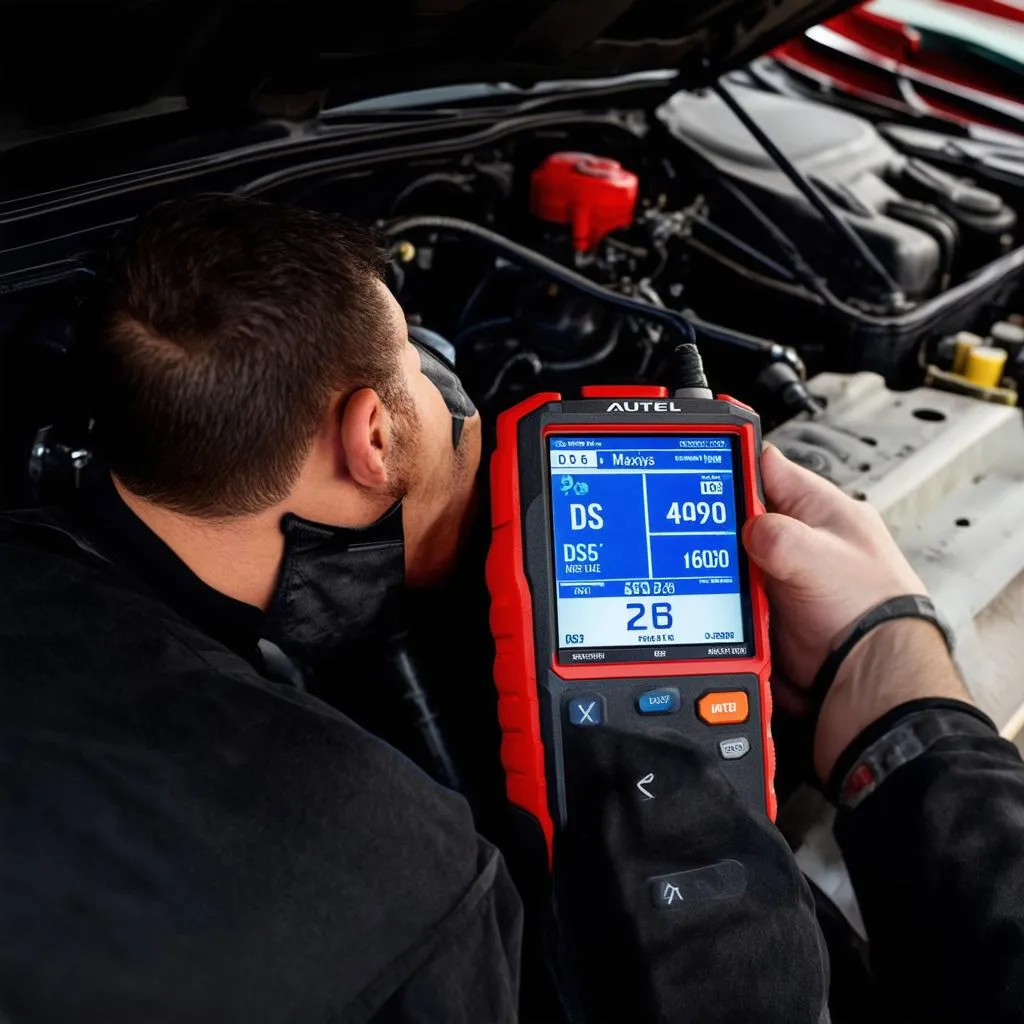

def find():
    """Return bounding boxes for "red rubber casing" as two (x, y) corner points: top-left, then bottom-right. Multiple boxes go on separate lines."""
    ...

(486, 389), (776, 865)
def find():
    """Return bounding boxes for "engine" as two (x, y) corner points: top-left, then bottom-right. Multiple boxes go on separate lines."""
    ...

(6, 84), (1024, 507)
(6, 81), (1024, 1019)
(369, 93), (1023, 427)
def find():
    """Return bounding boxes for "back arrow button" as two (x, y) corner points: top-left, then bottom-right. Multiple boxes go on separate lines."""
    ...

(636, 772), (655, 800)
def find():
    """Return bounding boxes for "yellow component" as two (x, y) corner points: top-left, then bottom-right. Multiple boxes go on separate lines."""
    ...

(925, 365), (1016, 406)
(964, 346), (1008, 389)
(952, 331), (982, 375)
(394, 240), (417, 264)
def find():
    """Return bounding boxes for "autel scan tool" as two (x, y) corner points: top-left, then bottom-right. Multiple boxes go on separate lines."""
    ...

(486, 346), (775, 861)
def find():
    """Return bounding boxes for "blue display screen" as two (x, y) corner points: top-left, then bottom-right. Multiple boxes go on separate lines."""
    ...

(549, 434), (747, 655)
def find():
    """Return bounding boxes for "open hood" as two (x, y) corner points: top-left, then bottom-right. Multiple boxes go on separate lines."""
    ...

(1, 0), (852, 131)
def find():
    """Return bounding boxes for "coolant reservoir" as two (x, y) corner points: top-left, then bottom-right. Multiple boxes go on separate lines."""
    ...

(530, 152), (638, 252)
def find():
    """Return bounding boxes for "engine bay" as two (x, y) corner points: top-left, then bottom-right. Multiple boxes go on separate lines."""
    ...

(5, 82), (1024, 506)
(6, 62), (1024, 1022)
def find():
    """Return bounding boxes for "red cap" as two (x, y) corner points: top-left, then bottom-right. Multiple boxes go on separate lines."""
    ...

(530, 152), (639, 252)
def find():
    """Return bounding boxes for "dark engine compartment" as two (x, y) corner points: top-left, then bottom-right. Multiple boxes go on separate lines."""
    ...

(4, 82), (1024, 505)
(4, 76), (1024, 1024)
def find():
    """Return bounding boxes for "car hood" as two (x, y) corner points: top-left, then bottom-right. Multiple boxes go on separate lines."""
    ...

(1, 0), (852, 130)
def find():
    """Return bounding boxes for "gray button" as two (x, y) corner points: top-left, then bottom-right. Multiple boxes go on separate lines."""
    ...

(719, 736), (750, 760)
(567, 695), (603, 727)
(649, 859), (747, 910)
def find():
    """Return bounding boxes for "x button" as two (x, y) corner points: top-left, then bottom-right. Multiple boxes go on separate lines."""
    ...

(567, 694), (604, 727)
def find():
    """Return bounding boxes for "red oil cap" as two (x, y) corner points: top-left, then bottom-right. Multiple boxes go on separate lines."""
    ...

(530, 152), (639, 252)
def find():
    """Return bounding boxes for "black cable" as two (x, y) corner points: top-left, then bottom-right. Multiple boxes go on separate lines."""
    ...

(386, 214), (780, 358)
(691, 210), (798, 283)
(712, 80), (904, 304)
(389, 636), (462, 792)
(697, 181), (903, 319)
(672, 342), (711, 397)
(683, 234), (825, 305)
(384, 214), (819, 414)
(717, 178), (827, 293)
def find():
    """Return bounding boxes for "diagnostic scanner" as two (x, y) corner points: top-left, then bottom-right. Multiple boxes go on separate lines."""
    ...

(486, 382), (776, 862)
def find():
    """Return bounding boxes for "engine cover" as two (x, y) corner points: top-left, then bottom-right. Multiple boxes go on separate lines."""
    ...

(657, 88), (1014, 299)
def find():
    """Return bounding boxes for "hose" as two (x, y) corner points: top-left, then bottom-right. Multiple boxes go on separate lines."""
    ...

(386, 215), (701, 344)
(389, 215), (785, 359)
(384, 214), (819, 414)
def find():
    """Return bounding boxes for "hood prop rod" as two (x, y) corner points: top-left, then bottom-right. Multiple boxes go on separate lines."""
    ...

(712, 78), (905, 309)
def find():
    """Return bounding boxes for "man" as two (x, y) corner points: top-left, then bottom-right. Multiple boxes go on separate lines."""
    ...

(2, 194), (1022, 1023)
(1, 196), (825, 1023)
(0, 197), (524, 1022)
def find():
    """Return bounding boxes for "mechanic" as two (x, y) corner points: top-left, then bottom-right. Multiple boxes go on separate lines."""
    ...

(0, 197), (523, 1022)
(0, 195), (1020, 1024)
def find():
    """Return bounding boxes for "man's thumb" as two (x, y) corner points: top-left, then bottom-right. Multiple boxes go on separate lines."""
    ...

(742, 512), (817, 583)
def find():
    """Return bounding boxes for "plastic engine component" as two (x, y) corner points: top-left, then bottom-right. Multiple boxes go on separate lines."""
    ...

(767, 371), (1024, 731)
(964, 346), (1007, 389)
(656, 87), (1014, 299)
(530, 152), (638, 252)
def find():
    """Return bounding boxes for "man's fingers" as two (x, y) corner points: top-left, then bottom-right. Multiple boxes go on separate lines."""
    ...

(760, 444), (849, 524)
(742, 511), (820, 583)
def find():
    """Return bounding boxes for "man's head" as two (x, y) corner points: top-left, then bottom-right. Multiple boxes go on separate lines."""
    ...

(89, 195), (480, 588)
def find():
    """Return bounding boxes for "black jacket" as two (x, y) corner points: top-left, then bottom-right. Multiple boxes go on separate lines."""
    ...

(4, 490), (1024, 1024)
(0, 499), (522, 1023)
(832, 702), (1024, 1023)
(0, 492), (831, 1024)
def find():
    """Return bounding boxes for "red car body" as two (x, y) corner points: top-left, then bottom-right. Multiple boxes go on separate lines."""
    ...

(773, 0), (1024, 134)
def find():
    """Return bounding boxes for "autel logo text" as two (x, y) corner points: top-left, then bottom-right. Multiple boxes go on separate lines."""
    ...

(605, 401), (683, 413)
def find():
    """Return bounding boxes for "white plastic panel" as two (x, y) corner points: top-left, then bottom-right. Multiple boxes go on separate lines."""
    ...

(769, 372), (1024, 732)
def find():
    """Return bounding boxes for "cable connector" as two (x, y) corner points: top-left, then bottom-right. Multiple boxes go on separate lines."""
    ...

(672, 342), (713, 399)
(757, 361), (822, 417)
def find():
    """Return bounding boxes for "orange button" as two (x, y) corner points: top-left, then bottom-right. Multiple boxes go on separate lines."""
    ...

(697, 691), (749, 726)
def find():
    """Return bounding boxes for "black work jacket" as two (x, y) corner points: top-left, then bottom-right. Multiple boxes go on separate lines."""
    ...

(0, 492), (522, 1023)
(3, 488), (1022, 1024)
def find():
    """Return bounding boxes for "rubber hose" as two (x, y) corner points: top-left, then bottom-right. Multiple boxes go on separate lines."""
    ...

(384, 214), (816, 410)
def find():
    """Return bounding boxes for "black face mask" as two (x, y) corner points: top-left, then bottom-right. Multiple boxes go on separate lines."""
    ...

(263, 503), (406, 671)
(262, 328), (476, 670)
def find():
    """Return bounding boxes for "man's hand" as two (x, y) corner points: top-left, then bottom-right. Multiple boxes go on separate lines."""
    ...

(743, 444), (970, 781)
(741, 444), (926, 687)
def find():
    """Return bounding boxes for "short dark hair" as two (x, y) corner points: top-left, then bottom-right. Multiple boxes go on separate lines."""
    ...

(88, 195), (396, 518)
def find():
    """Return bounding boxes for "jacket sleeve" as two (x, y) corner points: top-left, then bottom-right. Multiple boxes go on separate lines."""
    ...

(362, 843), (523, 1024)
(552, 724), (830, 1024)
(833, 703), (1024, 1023)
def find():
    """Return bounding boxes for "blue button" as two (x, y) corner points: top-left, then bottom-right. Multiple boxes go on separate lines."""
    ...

(567, 695), (604, 727)
(637, 688), (680, 715)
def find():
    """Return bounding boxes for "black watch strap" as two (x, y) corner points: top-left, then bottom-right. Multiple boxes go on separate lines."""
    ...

(809, 595), (955, 711)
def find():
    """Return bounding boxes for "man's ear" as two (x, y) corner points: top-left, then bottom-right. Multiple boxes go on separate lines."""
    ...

(339, 388), (390, 490)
